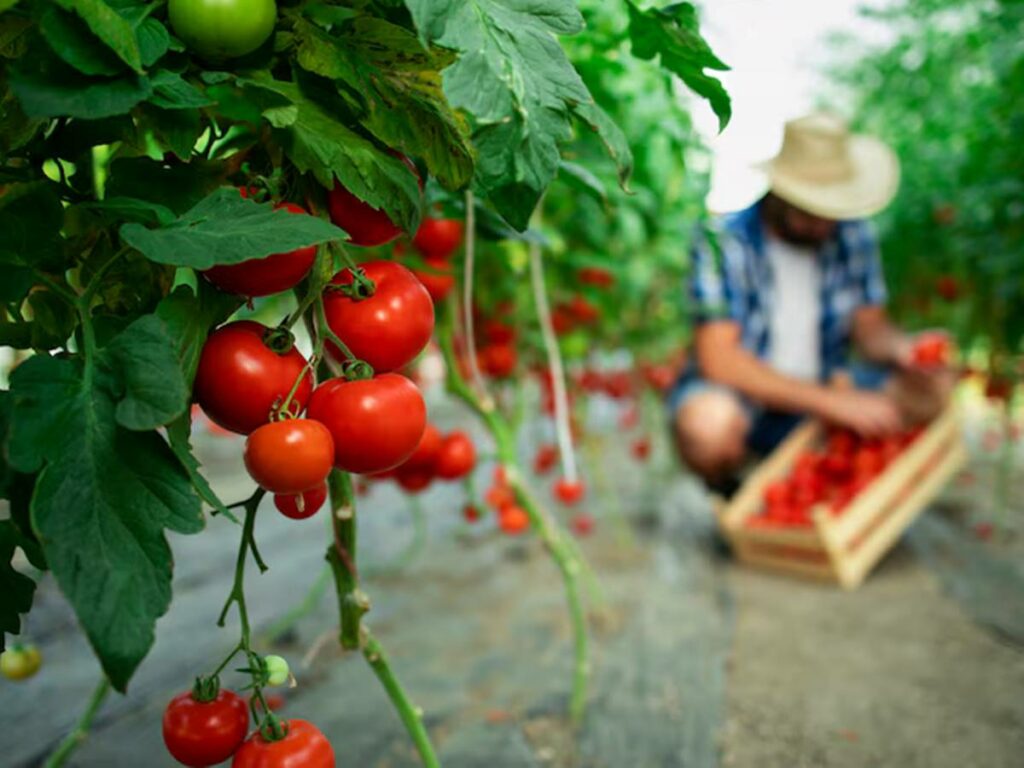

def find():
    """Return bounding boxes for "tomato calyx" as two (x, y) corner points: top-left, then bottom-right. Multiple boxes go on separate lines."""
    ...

(191, 674), (222, 703)
(258, 711), (290, 743)
(341, 359), (375, 381)
(329, 266), (377, 301)
(262, 325), (297, 355)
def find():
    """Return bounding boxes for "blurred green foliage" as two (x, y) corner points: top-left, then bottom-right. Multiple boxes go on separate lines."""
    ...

(828, 0), (1024, 374)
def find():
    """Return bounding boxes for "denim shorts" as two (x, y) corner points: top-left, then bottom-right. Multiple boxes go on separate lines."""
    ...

(666, 363), (889, 456)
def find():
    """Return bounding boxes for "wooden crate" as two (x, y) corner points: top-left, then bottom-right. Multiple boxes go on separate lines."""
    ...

(716, 400), (967, 589)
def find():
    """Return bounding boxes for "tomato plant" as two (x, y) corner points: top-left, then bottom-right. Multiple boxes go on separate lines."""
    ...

(0, 0), (731, 763)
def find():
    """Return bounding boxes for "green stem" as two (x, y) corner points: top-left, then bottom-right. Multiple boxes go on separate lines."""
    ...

(438, 321), (591, 727)
(43, 676), (111, 768)
(325, 471), (441, 767)
(362, 630), (440, 768)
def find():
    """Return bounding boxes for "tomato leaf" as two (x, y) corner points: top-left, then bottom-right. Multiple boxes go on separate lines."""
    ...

(8, 355), (203, 691)
(166, 413), (235, 523)
(148, 70), (213, 110)
(106, 156), (229, 214)
(568, 100), (634, 190)
(52, 0), (144, 74)
(0, 520), (36, 651)
(9, 60), (153, 119)
(294, 17), (475, 190)
(120, 187), (348, 267)
(0, 182), (66, 269)
(155, 283), (242, 387)
(98, 314), (188, 430)
(626, 1), (731, 131)
(39, 6), (125, 77)
(240, 77), (423, 233)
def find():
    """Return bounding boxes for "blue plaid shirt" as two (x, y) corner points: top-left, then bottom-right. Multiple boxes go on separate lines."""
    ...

(689, 200), (887, 381)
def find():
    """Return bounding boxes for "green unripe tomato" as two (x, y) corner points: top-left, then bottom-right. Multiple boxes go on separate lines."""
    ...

(1, 644), (42, 681)
(263, 654), (290, 687)
(167, 0), (277, 61)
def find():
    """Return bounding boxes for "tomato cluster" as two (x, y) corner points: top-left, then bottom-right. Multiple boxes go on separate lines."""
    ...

(370, 424), (477, 493)
(194, 252), (436, 523)
(483, 467), (530, 534)
(399, 215), (464, 303)
(163, 684), (334, 768)
(747, 426), (923, 528)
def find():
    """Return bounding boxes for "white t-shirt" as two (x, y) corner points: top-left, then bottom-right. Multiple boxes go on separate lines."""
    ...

(766, 234), (821, 382)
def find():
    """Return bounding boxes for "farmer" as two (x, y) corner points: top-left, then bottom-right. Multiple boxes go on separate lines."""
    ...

(671, 113), (953, 489)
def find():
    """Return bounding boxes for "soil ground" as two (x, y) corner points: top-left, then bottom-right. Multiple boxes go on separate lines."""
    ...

(3, 392), (1022, 767)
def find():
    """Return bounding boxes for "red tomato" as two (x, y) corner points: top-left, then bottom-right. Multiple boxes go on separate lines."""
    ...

(642, 364), (676, 393)
(618, 405), (639, 430)
(553, 478), (585, 506)
(484, 484), (516, 511)
(400, 423), (442, 471)
(232, 719), (334, 768)
(567, 295), (600, 324)
(763, 480), (790, 507)
(603, 371), (632, 399)
(482, 320), (516, 345)
(478, 343), (517, 378)
(395, 465), (434, 493)
(323, 261), (434, 373)
(244, 419), (334, 494)
(463, 503), (482, 523)
(550, 308), (575, 336)
(307, 374), (426, 474)
(630, 437), (651, 461)
(935, 275), (959, 302)
(497, 505), (530, 535)
(570, 512), (595, 537)
(274, 482), (329, 520)
(194, 321), (313, 435)
(826, 429), (858, 456)
(328, 158), (418, 247)
(911, 332), (951, 367)
(412, 217), (464, 261)
(577, 266), (615, 288)
(852, 447), (885, 479)
(413, 257), (455, 303)
(204, 201), (317, 297)
(163, 689), (249, 768)
(533, 443), (558, 475)
(435, 431), (476, 480)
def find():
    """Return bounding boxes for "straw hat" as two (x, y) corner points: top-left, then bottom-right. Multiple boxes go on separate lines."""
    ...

(763, 113), (900, 220)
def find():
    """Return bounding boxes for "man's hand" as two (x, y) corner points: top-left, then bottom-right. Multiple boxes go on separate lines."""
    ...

(816, 389), (904, 437)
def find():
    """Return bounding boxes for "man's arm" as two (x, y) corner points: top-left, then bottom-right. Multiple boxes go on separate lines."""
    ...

(851, 305), (913, 367)
(695, 321), (903, 436)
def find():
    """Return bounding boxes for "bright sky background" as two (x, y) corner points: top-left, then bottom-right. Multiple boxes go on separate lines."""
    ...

(689, 0), (893, 212)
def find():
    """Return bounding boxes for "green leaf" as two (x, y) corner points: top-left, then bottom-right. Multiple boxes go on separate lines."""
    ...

(77, 196), (176, 227)
(27, 289), (79, 350)
(0, 15), (32, 59)
(9, 62), (153, 119)
(569, 100), (634, 189)
(53, 0), (144, 74)
(40, 6), (125, 76)
(0, 182), (65, 269)
(557, 159), (607, 203)
(106, 156), (229, 214)
(135, 17), (169, 67)
(148, 70), (213, 110)
(0, 521), (36, 651)
(98, 314), (188, 430)
(626, 1), (731, 131)
(404, 0), (622, 230)
(8, 355), (203, 690)
(138, 104), (203, 159)
(166, 413), (233, 521)
(121, 187), (348, 268)
(0, 266), (34, 303)
(294, 18), (475, 190)
(155, 283), (242, 388)
(241, 77), (423, 233)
